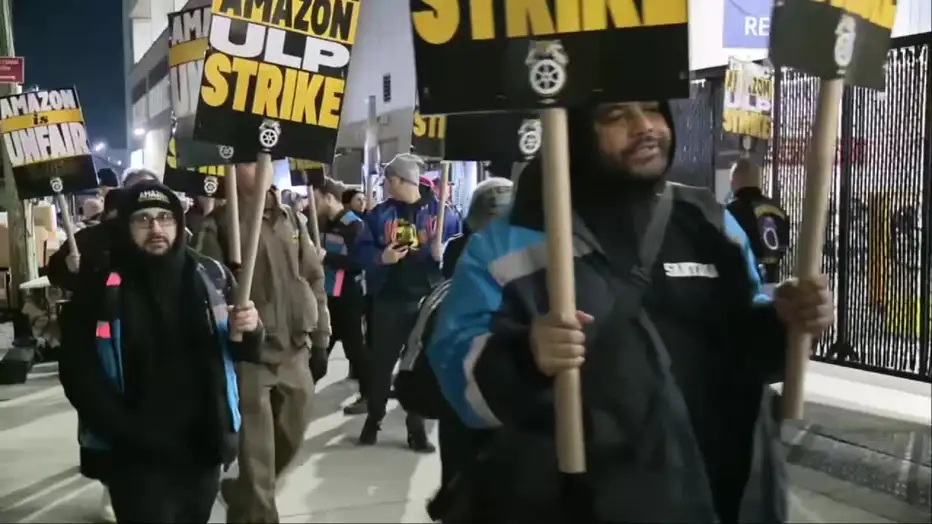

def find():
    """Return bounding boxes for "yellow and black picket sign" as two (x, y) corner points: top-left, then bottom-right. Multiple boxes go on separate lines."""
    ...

(164, 136), (229, 197)
(411, 110), (446, 159)
(0, 87), (98, 199)
(722, 58), (773, 141)
(769, 0), (898, 419)
(169, 5), (247, 168)
(411, 0), (690, 113)
(288, 158), (325, 186)
(770, 0), (896, 89)
(193, 0), (362, 162)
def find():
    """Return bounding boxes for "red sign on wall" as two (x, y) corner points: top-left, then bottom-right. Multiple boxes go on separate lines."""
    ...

(0, 57), (24, 84)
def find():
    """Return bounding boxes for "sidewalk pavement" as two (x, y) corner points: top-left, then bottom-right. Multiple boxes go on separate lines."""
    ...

(0, 346), (929, 522)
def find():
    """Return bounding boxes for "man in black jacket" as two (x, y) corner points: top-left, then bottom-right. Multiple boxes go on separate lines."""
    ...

(314, 177), (370, 414)
(429, 101), (833, 523)
(727, 159), (789, 284)
(59, 183), (263, 524)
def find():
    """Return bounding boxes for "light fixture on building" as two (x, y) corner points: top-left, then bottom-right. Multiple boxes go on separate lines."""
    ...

(133, 127), (146, 137)
(93, 142), (107, 152)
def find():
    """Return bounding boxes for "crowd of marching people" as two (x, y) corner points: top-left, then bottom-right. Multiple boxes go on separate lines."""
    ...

(41, 100), (829, 524)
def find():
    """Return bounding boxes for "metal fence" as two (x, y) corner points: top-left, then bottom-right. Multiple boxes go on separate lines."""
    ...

(672, 33), (931, 381)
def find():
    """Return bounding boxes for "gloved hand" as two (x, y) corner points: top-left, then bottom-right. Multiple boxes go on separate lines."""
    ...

(310, 346), (329, 382)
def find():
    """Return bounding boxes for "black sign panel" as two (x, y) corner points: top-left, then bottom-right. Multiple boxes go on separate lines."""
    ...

(769, 0), (895, 89)
(410, 110), (445, 159)
(0, 87), (98, 199)
(410, 0), (690, 113)
(164, 136), (228, 197)
(288, 158), (325, 187)
(444, 112), (541, 162)
(192, 0), (362, 161)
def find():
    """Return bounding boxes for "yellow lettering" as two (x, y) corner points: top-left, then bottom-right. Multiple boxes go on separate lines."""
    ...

(201, 53), (231, 107)
(470, 0), (495, 39)
(412, 0), (459, 44)
(412, 0), (688, 43)
(413, 113), (427, 137)
(213, 0), (361, 45)
(555, 0), (581, 32)
(318, 76), (343, 129)
(821, 0), (895, 29)
(291, 71), (323, 124)
(723, 109), (771, 140)
(279, 68), (299, 120)
(230, 58), (258, 111)
(505, 0), (555, 38)
(251, 63), (283, 118)
(412, 113), (447, 138)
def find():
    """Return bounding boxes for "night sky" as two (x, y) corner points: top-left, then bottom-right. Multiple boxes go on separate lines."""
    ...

(13, 0), (126, 150)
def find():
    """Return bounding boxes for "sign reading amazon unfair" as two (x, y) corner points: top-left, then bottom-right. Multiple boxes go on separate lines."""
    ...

(193, 0), (360, 161)
(0, 87), (97, 199)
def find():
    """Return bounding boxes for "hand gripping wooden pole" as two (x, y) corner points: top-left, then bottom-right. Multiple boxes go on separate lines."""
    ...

(782, 78), (845, 419)
(540, 107), (586, 474)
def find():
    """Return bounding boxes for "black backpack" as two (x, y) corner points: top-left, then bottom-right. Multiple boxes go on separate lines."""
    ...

(393, 279), (453, 420)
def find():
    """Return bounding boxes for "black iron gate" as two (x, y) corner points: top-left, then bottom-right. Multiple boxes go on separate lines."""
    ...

(770, 33), (932, 381)
(672, 33), (931, 381)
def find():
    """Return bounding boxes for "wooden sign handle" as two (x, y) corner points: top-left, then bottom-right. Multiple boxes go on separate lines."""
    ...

(782, 78), (845, 419)
(540, 107), (586, 474)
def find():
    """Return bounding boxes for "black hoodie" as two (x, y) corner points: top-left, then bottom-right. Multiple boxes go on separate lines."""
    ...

(429, 101), (789, 523)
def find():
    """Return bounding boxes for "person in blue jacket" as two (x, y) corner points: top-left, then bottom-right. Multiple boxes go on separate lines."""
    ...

(427, 101), (834, 523)
(352, 153), (461, 451)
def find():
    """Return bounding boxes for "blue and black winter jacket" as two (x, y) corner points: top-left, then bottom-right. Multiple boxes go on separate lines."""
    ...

(321, 210), (363, 298)
(427, 166), (789, 523)
(59, 249), (262, 479)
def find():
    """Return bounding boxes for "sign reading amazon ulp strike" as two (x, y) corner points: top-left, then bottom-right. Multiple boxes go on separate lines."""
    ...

(164, 135), (229, 197)
(410, 0), (690, 113)
(193, 0), (360, 162)
(0, 87), (97, 198)
(169, 5), (252, 167)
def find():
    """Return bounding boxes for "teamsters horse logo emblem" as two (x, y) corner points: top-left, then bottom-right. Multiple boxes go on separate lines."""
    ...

(203, 175), (218, 196)
(526, 40), (568, 101)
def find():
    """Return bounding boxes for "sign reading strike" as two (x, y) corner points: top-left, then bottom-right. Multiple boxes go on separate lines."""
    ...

(0, 87), (97, 198)
(411, 110), (446, 159)
(164, 136), (229, 197)
(410, 0), (690, 113)
(723, 58), (773, 140)
(194, 0), (360, 161)
(770, 0), (895, 89)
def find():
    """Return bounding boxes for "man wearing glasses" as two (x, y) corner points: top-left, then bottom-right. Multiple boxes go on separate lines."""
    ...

(59, 182), (262, 523)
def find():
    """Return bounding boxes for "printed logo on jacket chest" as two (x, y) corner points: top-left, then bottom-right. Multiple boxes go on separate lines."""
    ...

(663, 262), (719, 278)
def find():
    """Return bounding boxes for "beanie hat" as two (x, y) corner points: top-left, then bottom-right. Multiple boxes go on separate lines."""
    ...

(118, 182), (185, 226)
(466, 178), (513, 232)
(384, 153), (425, 185)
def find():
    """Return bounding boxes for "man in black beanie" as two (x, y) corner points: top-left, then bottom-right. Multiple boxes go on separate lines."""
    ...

(428, 101), (834, 523)
(59, 182), (262, 524)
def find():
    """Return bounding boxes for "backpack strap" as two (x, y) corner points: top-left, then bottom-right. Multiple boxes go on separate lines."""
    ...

(612, 182), (675, 317)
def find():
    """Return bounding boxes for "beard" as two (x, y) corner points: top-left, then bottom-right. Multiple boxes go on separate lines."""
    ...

(600, 134), (672, 180)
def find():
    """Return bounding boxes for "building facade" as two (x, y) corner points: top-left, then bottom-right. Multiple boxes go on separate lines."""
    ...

(124, 0), (931, 180)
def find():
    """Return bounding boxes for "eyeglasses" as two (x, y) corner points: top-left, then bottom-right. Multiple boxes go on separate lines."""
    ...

(130, 211), (176, 229)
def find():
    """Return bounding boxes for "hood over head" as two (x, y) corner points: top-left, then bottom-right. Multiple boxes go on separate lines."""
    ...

(511, 100), (678, 229)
